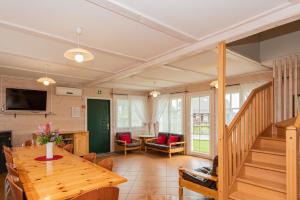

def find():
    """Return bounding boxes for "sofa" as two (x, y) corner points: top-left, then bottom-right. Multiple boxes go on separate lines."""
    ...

(115, 132), (141, 155)
(145, 132), (185, 158)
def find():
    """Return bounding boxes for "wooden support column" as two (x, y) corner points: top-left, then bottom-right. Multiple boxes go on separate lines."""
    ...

(217, 42), (228, 199)
(286, 126), (299, 200)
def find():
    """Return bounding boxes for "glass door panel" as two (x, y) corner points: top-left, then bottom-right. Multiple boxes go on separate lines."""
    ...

(190, 95), (210, 155)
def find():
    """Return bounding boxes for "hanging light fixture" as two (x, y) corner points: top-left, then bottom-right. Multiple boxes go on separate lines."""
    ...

(149, 81), (160, 98)
(210, 80), (218, 89)
(150, 90), (160, 98)
(64, 27), (94, 63)
(37, 65), (56, 86)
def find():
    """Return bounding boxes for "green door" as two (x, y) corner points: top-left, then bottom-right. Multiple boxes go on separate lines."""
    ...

(87, 99), (110, 153)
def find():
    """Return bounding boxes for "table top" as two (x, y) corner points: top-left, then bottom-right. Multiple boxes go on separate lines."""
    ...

(138, 134), (156, 138)
(12, 146), (127, 200)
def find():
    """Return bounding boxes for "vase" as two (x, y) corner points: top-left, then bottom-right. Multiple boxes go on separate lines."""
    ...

(46, 142), (54, 159)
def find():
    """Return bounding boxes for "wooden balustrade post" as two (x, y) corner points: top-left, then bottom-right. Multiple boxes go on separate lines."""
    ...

(286, 126), (299, 200)
(217, 42), (228, 200)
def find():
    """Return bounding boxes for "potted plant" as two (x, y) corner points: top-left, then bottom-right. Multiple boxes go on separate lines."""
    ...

(36, 122), (63, 159)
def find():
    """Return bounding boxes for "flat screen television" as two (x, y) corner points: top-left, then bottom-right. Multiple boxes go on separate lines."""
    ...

(6, 88), (47, 111)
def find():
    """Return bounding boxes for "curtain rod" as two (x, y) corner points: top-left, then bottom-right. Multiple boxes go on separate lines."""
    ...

(111, 93), (128, 96)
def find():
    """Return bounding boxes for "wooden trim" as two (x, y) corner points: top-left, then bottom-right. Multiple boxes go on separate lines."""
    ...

(217, 42), (228, 200)
(227, 82), (272, 132)
(286, 126), (299, 200)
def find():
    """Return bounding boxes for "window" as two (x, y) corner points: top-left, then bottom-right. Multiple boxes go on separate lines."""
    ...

(159, 96), (183, 134)
(226, 92), (240, 124)
(116, 96), (146, 128)
(190, 95), (210, 155)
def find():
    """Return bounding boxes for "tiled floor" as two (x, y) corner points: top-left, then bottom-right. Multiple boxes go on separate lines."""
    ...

(0, 152), (212, 200)
(106, 152), (212, 200)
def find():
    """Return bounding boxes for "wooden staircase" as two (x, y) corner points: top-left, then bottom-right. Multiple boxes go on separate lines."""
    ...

(229, 126), (287, 200)
(220, 82), (299, 200)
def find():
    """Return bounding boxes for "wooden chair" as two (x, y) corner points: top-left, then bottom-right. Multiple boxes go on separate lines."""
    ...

(4, 150), (13, 164)
(72, 187), (119, 200)
(83, 152), (97, 163)
(178, 156), (218, 200)
(22, 139), (33, 147)
(97, 158), (113, 171)
(6, 163), (18, 177)
(3, 145), (12, 154)
(63, 144), (74, 153)
(115, 132), (141, 156)
(7, 175), (24, 200)
(57, 141), (66, 148)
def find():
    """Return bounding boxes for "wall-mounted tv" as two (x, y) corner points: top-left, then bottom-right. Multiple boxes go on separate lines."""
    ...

(6, 88), (47, 111)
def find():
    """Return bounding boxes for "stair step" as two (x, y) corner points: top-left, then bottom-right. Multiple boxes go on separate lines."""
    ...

(255, 138), (286, 150)
(230, 191), (278, 200)
(259, 133), (286, 142)
(237, 175), (286, 193)
(231, 179), (286, 200)
(244, 160), (286, 173)
(251, 145), (285, 156)
(249, 151), (286, 166)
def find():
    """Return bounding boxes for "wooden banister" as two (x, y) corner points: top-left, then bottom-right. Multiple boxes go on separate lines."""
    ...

(226, 81), (274, 189)
(285, 114), (300, 200)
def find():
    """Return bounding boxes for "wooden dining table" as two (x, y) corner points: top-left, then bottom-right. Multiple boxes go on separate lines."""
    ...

(12, 145), (127, 200)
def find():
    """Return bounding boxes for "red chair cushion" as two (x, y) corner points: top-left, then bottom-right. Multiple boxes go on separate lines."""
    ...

(167, 135), (180, 145)
(156, 135), (167, 144)
(120, 133), (131, 144)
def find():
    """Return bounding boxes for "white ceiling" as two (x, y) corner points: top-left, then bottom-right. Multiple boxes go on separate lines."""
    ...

(0, 0), (298, 91)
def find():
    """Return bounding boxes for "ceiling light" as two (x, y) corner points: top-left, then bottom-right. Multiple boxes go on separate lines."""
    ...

(149, 81), (160, 98)
(210, 80), (218, 89)
(150, 90), (160, 98)
(37, 65), (56, 86)
(64, 27), (94, 63)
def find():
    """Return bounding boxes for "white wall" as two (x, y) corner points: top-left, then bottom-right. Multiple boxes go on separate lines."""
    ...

(261, 30), (300, 63)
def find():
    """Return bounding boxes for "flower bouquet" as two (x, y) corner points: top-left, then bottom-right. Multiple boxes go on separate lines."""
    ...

(36, 122), (63, 159)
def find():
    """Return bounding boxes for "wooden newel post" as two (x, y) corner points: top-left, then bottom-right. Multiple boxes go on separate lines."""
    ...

(286, 125), (299, 200)
(217, 42), (229, 199)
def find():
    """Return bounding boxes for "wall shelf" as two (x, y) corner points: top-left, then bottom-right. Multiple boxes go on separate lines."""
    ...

(1, 111), (55, 118)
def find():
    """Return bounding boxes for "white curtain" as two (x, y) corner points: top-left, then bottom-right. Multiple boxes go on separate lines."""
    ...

(240, 81), (267, 102)
(113, 95), (148, 137)
(150, 94), (170, 135)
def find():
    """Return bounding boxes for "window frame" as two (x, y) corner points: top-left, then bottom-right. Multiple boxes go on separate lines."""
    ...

(158, 94), (184, 134)
(115, 96), (146, 129)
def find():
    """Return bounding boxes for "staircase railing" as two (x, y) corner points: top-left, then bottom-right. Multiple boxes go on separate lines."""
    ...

(286, 114), (299, 200)
(226, 81), (274, 189)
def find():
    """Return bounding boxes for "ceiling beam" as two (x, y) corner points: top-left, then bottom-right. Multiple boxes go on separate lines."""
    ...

(0, 50), (116, 75)
(135, 75), (186, 84)
(0, 64), (94, 81)
(0, 20), (146, 62)
(86, 0), (198, 43)
(85, 2), (300, 87)
(163, 64), (216, 77)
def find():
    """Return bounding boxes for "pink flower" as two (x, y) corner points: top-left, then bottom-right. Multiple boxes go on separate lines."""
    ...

(45, 122), (52, 134)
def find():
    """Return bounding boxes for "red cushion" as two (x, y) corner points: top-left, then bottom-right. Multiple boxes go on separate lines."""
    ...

(119, 133), (131, 144)
(156, 135), (167, 144)
(167, 135), (180, 145)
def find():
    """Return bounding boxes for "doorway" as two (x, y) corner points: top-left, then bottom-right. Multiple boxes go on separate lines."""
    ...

(87, 98), (111, 154)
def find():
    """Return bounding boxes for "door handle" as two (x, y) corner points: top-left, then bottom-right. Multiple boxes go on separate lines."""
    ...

(107, 123), (110, 130)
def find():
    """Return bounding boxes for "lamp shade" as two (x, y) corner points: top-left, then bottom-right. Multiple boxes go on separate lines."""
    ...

(64, 48), (94, 63)
(37, 77), (56, 86)
(150, 90), (160, 98)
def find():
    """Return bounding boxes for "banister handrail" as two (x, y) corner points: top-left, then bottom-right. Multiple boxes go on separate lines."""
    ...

(227, 81), (272, 132)
(226, 80), (273, 190)
(294, 113), (300, 128)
